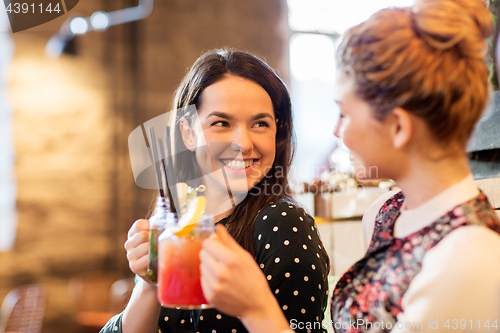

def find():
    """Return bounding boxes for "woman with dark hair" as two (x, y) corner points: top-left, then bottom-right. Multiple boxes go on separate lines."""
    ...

(100, 49), (330, 333)
(170, 49), (297, 253)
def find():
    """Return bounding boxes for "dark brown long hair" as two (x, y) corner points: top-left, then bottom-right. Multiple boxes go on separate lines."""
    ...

(170, 48), (296, 255)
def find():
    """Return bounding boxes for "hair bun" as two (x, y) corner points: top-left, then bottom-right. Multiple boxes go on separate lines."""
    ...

(412, 0), (493, 58)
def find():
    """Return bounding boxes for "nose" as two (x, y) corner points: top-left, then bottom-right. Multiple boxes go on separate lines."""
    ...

(333, 116), (343, 138)
(231, 128), (253, 153)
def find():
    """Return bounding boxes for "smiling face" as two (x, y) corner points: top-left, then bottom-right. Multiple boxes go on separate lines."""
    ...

(333, 72), (396, 180)
(181, 74), (277, 194)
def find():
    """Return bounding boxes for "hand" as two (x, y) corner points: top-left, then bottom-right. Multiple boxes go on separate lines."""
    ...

(200, 225), (279, 319)
(124, 219), (150, 281)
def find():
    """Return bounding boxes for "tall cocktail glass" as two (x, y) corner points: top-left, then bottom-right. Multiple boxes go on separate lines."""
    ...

(157, 215), (214, 309)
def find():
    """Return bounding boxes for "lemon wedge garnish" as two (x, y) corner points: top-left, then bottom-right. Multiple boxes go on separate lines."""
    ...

(174, 196), (206, 237)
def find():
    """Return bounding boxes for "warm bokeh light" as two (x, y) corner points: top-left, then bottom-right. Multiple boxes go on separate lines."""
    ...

(287, 0), (415, 35)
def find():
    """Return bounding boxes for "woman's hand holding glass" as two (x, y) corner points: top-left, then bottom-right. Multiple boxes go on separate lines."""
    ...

(200, 225), (290, 333)
(124, 219), (151, 281)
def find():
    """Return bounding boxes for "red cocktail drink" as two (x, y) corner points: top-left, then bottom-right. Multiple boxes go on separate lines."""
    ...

(157, 217), (214, 309)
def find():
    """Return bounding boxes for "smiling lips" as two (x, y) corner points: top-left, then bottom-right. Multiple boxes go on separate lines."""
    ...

(220, 159), (257, 170)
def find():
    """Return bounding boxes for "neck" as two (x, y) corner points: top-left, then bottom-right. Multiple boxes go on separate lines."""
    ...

(393, 153), (471, 210)
(202, 179), (235, 223)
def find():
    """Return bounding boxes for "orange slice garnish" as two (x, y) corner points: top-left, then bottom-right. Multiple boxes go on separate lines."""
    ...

(174, 196), (206, 237)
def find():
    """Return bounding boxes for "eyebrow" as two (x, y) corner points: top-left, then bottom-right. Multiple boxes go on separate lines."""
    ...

(206, 111), (233, 120)
(205, 111), (275, 121)
(251, 112), (275, 121)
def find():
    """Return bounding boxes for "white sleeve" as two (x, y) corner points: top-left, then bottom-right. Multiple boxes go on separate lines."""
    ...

(391, 226), (500, 333)
(361, 191), (398, 252)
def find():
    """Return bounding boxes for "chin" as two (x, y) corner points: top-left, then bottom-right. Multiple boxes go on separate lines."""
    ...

(224, 178), (251, 194)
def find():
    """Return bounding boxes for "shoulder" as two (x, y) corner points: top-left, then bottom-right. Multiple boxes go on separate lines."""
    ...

(252, 199), (322, 251)
(252, 198), (330, 281)
(401, 225), (500, 318)
(253, 198), (314, 233)
(418, 225), (500, 286)
(432, 225), (500, 259)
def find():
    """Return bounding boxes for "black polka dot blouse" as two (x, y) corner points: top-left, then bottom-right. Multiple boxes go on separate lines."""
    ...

(100, 199), (330, 333)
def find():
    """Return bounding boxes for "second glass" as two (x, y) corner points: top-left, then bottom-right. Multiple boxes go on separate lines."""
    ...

(148, 197), (177, 285)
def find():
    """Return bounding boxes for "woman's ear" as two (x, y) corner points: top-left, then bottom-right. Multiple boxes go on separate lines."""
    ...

(179, 117), (196, 151)
(389, 108), (412, 149)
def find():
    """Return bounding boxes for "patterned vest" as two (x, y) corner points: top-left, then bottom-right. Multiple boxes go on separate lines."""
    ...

(331, 192), (500, 333)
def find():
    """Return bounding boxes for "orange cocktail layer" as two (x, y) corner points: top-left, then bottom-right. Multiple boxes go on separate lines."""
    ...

(158, 235), (208, 308)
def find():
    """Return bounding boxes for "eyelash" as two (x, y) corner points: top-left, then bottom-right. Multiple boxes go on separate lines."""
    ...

(211, 120), (229, 127)
(254, 121), (270, 128)
(210, 121), (270, 128)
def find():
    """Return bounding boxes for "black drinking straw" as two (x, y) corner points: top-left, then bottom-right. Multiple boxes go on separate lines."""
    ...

(163, 126), (181, 217)
(157, 139), (178, 214)
(147, 127), (165, 198)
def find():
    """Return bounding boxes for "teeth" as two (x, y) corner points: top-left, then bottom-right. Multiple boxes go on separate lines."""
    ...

(221, 160), (254, 170)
